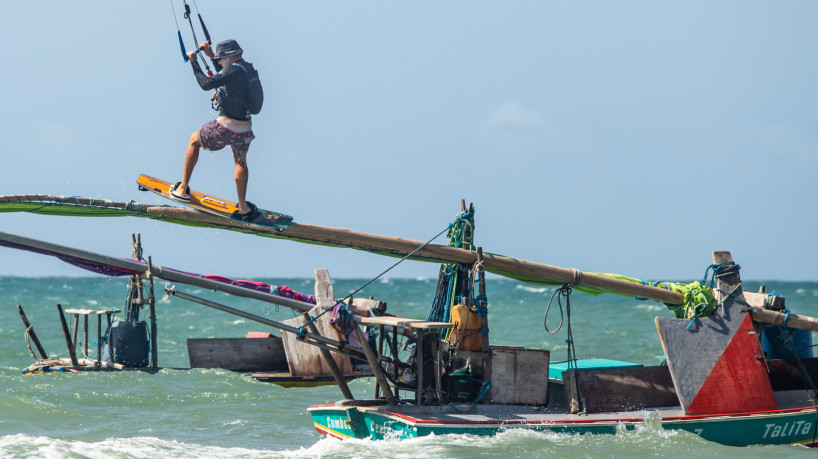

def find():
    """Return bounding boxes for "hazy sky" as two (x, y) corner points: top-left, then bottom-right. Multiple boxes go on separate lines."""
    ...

(1, 1), (816, 283)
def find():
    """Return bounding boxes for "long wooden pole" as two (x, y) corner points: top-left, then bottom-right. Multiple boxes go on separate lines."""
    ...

(141, 207), (684, 304)
(167, 288), (370, 360)
(302, 313), (355, 400)
(0, 197), (682, 302)
(745, 307), (818, 333)
(0, 231), (319, 312)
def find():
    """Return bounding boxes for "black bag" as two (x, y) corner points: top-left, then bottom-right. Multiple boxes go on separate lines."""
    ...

(233, 61), (264, 115)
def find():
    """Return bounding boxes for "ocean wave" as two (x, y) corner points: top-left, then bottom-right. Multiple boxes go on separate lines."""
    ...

(0, 434), (277, 459)
(515, 285), (551, 294)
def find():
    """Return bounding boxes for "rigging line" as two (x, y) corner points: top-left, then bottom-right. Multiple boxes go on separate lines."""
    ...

(300, 223), (457, 336)
(191, 0), (212, 44)
(338, 224), (453, 308)
(182, 0), (213, 77)
(169, 0), (189, 62)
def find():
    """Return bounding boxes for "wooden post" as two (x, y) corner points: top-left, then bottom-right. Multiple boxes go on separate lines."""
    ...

(416, 331), (424, 405)
(97, 314), (102, 368)
(431, 336), (443, 402)
(83, 315), (89, 356)
(376, 324), (385, 400)
(147, 256), (158, 372)
(302, 313), (355, 400)
(354, 324), (396, 404)
(392, 326), (399, 382)
(17, 305), (48, 359)
(57, 304), (79, 367)
(476, 248), (491, 399)
(71, 312), (79, 354)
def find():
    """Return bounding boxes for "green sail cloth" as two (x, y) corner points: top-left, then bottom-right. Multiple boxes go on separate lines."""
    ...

(659, 281), (717, 319)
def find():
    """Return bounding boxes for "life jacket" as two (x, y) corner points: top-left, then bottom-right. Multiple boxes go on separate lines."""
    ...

(231, 61), (263, 115)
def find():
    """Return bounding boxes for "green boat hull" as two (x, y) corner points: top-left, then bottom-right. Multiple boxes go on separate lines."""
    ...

(309, 404), (818, 447)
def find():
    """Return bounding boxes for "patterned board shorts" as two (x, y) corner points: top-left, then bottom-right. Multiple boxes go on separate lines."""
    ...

(198, 119), (255, 167)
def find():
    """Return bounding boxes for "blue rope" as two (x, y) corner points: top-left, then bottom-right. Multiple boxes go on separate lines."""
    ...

(701, 262), (737, 289)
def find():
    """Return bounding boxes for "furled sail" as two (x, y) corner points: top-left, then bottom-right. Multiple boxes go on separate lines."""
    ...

(0, 194), (684, 304)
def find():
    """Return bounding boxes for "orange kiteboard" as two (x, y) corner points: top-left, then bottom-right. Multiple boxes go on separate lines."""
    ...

(137, 174), (292, 229)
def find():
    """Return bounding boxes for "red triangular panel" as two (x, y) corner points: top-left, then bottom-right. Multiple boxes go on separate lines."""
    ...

(687, 314), (777, 415)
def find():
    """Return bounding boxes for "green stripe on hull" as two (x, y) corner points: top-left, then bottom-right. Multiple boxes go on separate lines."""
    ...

(309, 406), (818, 446)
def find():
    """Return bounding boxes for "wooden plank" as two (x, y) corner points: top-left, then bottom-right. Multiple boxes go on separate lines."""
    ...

(489, 347), (549, 406)
(187, 337), (288, 372)
(314, 269), (335, 307)
(656, 252), (744, 411)
(407, 322), (453, 330)
(361, 316), (425, 327)
(743, 291), (786, 310)
(360, 316), (451, 329)
(656, 251), (776, 415)
(280, 306), (353, 377)
(64, 309), (121, 315)
(686, 314), (776, 414)
(563, 366), (678, 413)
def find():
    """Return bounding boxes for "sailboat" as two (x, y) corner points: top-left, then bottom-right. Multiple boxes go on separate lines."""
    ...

(1, 194), (817, 447)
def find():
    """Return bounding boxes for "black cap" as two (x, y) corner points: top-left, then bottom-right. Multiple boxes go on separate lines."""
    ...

(214, 39), (243, 58)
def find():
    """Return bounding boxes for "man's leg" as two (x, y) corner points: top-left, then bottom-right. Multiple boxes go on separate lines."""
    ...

(178, 131), (201, 192)
(234, 160), (250, 214)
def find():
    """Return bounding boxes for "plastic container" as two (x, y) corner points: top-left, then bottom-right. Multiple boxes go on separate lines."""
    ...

(760, 325), (814, 360)
(449, 303), (482, 351)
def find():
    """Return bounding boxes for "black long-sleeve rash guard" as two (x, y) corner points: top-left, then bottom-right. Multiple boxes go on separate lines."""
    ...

(191, 58), (251, 121)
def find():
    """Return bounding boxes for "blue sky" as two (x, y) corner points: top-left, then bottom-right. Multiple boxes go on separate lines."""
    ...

(1, 1), (816, 282)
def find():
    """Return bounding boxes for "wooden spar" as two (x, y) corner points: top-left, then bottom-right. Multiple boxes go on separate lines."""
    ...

(142, 207), (686, 305)
(0, 198), (683, 303)
(302, 312), (355, 400)
(167, 288), (371, 362)
(57, 304), (79, 367)
(354, 324), (396, 405)
(744, 307), (818, 333)
(0, 230), (318, 313)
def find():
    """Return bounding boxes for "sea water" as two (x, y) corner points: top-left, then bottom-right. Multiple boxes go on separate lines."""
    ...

(1, 276), (817, 458)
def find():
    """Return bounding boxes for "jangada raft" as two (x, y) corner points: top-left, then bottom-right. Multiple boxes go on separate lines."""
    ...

(5, 232), (379, 386)
(307, 253), (818, 446)
(2, 196), (818, 447)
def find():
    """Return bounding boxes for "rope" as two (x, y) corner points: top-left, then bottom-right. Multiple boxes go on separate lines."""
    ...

(24, 326), (36, 359)
(299, 213), (474, 339)
(543, 269), (581, 335)
(543, 271), (581, 370)
(701, 262), (739, 289)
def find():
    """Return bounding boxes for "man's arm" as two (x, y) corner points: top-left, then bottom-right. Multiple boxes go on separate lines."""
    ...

(188, 51), (234, 91)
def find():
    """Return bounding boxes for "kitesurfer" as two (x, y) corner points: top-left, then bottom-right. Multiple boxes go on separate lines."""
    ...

(170, 39), (261, 221)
